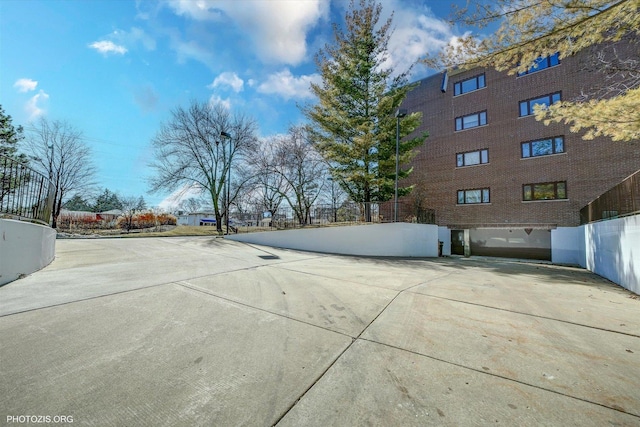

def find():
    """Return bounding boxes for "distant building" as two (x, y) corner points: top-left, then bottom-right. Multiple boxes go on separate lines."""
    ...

(401, 41), (639, 260)
(177, 212), (217, 226)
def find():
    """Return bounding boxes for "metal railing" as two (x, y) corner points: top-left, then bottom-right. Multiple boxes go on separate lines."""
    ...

(232, 201), (435, 230)
(0, 155), (54, 225)
(580, 170), (639, 224)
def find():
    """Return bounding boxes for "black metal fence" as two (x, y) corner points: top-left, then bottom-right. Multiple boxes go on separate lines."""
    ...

(580, 170), (639, 224)
(233, 201), (435, 230)
(0, 155), (54, 225)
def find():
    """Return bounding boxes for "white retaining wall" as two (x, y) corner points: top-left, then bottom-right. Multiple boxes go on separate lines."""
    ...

(552, 215), (639, 294)
(551, 226), (586, 267)
(585, 215), (639, 294)
(227, 223), (439, 257)
(438, 226), (452, 256)
(0, 219), (56, 286)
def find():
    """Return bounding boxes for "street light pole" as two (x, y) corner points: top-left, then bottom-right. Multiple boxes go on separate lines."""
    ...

(327, 176), (337, 223)
(47, 143), (55, 227)
(47, 143), (54, 181)
(220, 131), (232, 234)
(394, 109), (407, 223)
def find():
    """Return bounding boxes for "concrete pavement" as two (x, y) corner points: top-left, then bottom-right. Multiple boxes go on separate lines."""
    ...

(1, 237), (638, 426)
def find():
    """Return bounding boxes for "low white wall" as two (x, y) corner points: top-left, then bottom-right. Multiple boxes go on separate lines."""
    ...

(438, 226), (452, 256)
(551, 226), (586, 267)
(0, 219), (56, 286)
(552, 215), (639, 294)
(228, 223), (439, 257)
(585, 215), (639, 295)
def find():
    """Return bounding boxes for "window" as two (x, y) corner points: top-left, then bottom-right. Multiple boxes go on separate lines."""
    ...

(518, 53), (560, 76)
(457, 188), (490, 204)
(522, 136), (564, 158)
(519, 92), (561, 117)
(457, 149), (489, 167)
(454, 74), (486, 96)
(523, 181), (567, 201)
(455, 111), (487, 131)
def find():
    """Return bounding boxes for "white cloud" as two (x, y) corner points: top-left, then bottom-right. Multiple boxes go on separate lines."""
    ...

(167, 31), (216, 68)
(382, 2), (457, 77)
(130, 27), (157, 51)
(165, 0), (328, 65)
(134, 0), (156, 20)
(166, 0), (224, 21)
(209, 94), (231, 110)
(26, 90), (49, 120)
(110, 27), (157, 51)
(208, 72), (244, 93)
(257, 69), (320, 100)
(14, 78), (38, 93)
(89, 28), (155, 58)
(89, 40), (128, 55)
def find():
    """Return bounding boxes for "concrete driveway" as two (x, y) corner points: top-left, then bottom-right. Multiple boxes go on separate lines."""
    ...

(1, 237), (638, 426)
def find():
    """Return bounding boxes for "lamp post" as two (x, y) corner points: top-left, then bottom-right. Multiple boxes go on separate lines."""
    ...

(327, 177), (337, 223)
(220, 131), (232, 234)
(394, 108), (407, 223)
(47, 143), (55, 226)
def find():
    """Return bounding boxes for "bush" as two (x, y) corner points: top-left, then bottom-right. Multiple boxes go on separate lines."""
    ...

(57, 214), (104, 230)
(116, 212), (177, 230)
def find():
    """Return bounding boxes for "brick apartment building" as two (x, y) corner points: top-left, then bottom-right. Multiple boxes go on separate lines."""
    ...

(401, 42), (639, 259)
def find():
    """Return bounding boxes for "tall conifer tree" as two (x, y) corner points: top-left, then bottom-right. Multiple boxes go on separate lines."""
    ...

(0, 105), (26, 161)
(303, 0), (426, 221)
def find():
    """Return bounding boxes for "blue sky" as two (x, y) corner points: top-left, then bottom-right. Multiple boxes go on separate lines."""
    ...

(1, 0), (469, 209)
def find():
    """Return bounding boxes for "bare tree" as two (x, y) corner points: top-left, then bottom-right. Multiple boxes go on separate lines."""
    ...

(266, 126), (328, 225)
(250, 137), (288, 219)
(149, 101), (258, 233)
(179, 197), (203, 214)
(320, 174), (348, 223)
(119, 195), (139, 233)
(23, 118), (96, 228)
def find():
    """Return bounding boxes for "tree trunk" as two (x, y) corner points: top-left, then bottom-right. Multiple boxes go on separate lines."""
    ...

(215, 213), (223, 233)
(364, 185), (372, 222)
(52, 195), (63, 228)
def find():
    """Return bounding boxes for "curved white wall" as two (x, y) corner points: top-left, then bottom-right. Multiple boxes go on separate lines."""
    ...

(584, 215), (639, 295)
(552, 215), (639, 295)
(0, 219), (56, 286)
(228, 223), (439, 257)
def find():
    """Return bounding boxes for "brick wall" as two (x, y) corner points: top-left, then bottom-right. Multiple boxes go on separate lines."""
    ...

(402, 42), (640, 228)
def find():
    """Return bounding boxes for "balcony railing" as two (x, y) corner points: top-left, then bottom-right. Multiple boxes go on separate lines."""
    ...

(0, 155), (54, 226)
(580, 170), (639, 224)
